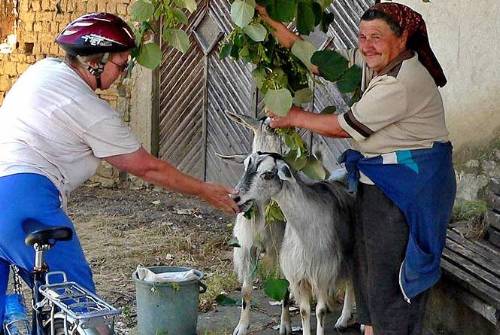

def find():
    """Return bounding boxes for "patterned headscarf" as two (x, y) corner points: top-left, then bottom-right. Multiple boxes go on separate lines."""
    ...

(368, 2), (447, 87)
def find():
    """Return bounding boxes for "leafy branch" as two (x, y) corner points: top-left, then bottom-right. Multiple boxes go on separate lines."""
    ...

(129, 0), (197, 69)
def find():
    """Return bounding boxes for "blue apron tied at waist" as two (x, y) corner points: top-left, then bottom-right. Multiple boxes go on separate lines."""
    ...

(339, 142), (456, 301)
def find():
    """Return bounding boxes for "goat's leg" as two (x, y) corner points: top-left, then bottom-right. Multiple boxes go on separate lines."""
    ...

(294, 285), (312, 335)
(334, 284), (354, 329)
(279, 289), (292, 335)
(233, 279), (252, 335)
(315, 291), (329, 335)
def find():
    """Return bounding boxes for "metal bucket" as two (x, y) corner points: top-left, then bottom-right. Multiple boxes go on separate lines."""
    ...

(133, 266), (206, 335)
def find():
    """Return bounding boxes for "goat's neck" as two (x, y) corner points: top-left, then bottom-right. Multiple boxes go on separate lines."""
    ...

(273, 181), (323, 227)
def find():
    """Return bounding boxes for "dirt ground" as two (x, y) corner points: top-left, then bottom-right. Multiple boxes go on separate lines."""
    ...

(67, 182), (240, 333)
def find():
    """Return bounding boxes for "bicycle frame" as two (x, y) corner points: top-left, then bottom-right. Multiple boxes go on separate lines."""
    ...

(8, 241), (120, 335)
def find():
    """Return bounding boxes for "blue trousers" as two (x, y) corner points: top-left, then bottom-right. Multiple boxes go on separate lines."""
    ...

(0, 173), (95, 326)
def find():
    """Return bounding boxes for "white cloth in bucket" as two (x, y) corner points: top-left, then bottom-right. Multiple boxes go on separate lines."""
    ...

(136, 266), (199, 283)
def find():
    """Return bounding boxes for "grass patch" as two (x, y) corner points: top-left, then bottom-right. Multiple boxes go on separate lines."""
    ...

(452, 200), (488, 239)
(200, 272), (239, 312)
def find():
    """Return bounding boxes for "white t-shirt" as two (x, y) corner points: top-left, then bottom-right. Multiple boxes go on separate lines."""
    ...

(0, 58), (141, 202)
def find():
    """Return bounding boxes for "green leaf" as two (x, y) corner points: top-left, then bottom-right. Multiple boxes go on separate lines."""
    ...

(182, 0), (198, 13)
(163, 28), (190, 53)
(314, 0), (332, 10)
(219, 42), (233, 59)
(136, 42), (162, 69)
(311, 49), (348, 82)
(265, 201), (285, 223)
(252, 67), (267, 89)
(320, 105), (336, 114)
(228, 237), (241, 248)
(284, 153), (308, 170)
(296, 1), (316, 35)
(243, 23), (268, 42)
(264, 278), (289, 301)
(215, 294), (239, 306)
(263, 88), (293, 116)
(337, 65), (362, 93)
(293, 87), (313, 105)
(231, 0), (255, 28)
(172, 8), (189, 25)
(312, 2), (322, 26)
(131, 0), (155, 22)
(302, 157), (327, 180)
(265, 0), (297, 22)
(291, 39), (316, 71)
(320, 11), (334, 33)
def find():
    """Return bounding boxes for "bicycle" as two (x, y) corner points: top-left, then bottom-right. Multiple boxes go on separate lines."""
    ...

(3, 220), (121, 335)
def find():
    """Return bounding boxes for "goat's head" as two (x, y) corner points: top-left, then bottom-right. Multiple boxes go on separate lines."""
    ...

(232, 152), (294, 212)
(225, 111), (282, 154)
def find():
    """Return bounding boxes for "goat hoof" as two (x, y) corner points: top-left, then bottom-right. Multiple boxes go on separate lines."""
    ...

(233, 324), (249, 335)
(279, 324), (292, 335)
(334, 315), (351, 329)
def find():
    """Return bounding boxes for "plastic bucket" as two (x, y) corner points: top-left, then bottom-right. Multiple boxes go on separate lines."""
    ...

(133, 266), (206, 335)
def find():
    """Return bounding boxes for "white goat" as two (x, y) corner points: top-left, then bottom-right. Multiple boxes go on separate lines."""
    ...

(233, 152), (355, 335)
(220, 112), (290, 335)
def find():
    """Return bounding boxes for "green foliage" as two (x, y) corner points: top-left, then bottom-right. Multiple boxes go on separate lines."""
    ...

(130, 0), (197, 68)
(231, 0), (255, 28)
(265, 200), (286, 223)
(215, 293), (239, 306)
(264, 88), (293, 116)
(453, 200), (487, 222)
(136, 42), (162, 69)
(264, 278), (289, 301)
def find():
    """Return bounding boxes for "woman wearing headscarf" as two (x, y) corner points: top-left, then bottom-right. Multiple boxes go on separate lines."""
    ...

(257, 2), (456, 334)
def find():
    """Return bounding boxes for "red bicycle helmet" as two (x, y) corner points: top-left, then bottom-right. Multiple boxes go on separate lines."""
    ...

(56, 12), (136, 56)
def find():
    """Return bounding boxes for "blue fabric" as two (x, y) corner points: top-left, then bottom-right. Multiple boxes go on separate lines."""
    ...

(340, 142), (456, 300)
(0, 173), (95, 326)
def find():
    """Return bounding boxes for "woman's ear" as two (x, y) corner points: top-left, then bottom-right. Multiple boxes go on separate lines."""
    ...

(401, 30), (409, 50)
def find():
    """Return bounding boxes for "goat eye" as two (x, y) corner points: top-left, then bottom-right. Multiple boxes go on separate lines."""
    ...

(261, 172), (275, 180)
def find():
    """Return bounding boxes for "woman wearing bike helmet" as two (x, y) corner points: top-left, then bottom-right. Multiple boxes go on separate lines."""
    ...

(0, 13), (238, 328)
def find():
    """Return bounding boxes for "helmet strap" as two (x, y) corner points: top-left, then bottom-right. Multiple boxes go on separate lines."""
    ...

(79, 53), (110, 90)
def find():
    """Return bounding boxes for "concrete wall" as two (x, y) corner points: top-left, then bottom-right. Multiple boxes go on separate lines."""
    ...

(394, 0), (500, 153)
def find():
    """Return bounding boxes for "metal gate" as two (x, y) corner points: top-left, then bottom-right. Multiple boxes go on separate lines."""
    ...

(158, 0), (374, 185)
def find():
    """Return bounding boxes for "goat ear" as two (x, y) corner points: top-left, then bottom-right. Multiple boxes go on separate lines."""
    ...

(225, 111), (260, 132)
(215, 152), (247, 165)
(277, 160), (293, 181)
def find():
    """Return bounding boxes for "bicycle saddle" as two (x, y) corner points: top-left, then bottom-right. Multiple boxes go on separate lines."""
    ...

(24, 219), (73, 246)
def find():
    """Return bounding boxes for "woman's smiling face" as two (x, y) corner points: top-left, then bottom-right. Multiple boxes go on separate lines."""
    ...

(358, 18), (408, 73)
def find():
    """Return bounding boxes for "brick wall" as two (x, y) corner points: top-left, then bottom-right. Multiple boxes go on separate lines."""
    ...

(0, 0), (133, 106)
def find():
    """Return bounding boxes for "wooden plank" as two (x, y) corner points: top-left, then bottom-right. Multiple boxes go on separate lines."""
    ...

(488, 227), (500, 249)
(441, 258), (500, 310)
(489, 177), (500, 196)
(442, 247), (500, 292)
(440, 282), (499, 325)
(487, 191), (500, 212)
(486, 210), (500, 231)
(445, 238), (500, 279)
(447, 229), (500, 268)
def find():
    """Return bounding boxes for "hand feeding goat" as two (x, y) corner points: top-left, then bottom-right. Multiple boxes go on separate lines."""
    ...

(233, 152), (355, 335)
(220, 112), (290, 335)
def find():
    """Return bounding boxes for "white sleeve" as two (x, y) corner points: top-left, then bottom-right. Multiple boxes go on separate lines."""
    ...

(83, 114), (141, 158)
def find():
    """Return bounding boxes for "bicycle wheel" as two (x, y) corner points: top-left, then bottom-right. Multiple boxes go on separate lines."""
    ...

(44, 314), (111, 335)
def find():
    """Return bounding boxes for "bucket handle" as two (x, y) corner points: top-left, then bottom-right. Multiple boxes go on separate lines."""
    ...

(199, 281), (207, 294)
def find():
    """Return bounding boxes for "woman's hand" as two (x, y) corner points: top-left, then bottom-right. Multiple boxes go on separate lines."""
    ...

(268, 105), (304, 129)
(200, 182), (240, 215)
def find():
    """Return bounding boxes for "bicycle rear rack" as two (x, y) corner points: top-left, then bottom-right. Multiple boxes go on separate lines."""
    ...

(39, 272), (121, 329)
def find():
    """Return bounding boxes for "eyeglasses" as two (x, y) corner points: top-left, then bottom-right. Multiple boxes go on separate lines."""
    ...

(108, 59), (130, 73)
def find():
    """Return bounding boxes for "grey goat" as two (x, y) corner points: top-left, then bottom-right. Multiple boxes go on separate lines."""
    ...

(233, 152), (355, 335)
(220, 112), (289, 335)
